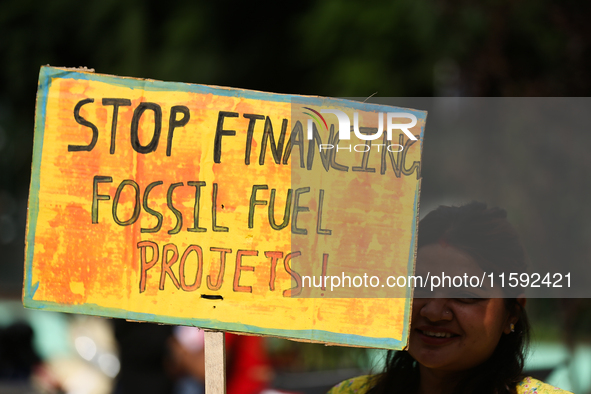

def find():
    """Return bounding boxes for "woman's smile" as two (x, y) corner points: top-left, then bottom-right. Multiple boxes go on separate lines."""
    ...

(415, 325), (460, 345)
(409, 244), (514, 373)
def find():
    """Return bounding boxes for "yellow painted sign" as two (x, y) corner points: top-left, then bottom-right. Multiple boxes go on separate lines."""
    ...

(24, 66), (426, 349)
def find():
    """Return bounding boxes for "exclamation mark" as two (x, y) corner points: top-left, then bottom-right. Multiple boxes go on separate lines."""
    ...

(321, 253), (329, 293)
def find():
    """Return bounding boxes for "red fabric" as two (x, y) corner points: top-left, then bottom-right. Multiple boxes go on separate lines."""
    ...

(225, 333), (271, 394)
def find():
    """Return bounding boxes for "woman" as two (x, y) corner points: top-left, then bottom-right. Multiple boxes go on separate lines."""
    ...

(328, 202), (571, 394)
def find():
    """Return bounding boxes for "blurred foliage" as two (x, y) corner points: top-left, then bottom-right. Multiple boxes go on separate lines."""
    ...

(267, 338), (371, 372)
(1, 0), (591, 372)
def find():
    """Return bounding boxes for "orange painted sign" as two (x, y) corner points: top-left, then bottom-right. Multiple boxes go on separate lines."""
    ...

(24, 66), (426, 349)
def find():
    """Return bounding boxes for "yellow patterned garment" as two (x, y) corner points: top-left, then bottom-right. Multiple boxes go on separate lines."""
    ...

(327, 375), (573, 394)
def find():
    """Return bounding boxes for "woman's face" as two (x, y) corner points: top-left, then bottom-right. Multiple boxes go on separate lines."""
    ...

(409, 244), (517, 373)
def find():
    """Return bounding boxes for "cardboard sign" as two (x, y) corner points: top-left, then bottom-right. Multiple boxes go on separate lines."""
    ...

(24, 66), (426, 349)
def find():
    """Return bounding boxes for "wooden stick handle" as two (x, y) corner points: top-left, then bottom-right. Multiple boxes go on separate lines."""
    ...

(204, 330), (226, 394)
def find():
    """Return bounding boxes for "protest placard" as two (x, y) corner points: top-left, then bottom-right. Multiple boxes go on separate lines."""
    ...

(24, 66), (425, 350)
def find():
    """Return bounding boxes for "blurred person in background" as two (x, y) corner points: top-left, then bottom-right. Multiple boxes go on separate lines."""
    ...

(0, 321), (63, 393)
(112, 320), (175, 394)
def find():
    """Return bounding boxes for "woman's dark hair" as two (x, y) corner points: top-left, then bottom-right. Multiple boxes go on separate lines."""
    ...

(368, 201), (531, 394)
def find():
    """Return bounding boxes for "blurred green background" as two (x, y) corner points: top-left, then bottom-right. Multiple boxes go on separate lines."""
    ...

(1, 1), (591, 393)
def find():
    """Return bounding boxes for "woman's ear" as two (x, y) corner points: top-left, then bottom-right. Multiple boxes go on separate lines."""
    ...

(504, 296), (526, 334)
